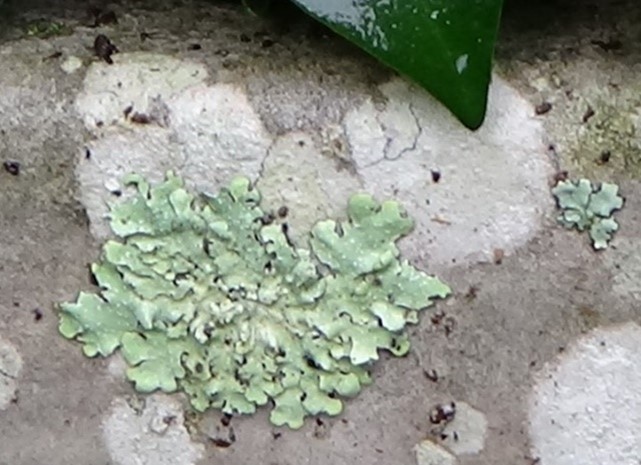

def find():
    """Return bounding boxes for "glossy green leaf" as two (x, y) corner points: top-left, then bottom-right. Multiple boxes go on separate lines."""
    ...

(289, 0), (504, 129)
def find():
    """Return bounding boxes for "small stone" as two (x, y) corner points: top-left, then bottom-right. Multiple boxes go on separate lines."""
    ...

(61, 55), (83, 74)
(149, 412), (171, 435)
(438, 402), (488, 455)
(493, 248), (504, 264)
(277, 206), (288, 218)
(104, 178), (120, 192)
(535, 102), (552, 115)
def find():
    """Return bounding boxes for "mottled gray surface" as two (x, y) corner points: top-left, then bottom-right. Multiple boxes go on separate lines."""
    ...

(0, 1), (640, 464)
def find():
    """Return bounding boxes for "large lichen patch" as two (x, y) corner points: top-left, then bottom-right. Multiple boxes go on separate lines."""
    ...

(59, 173), (450, 428)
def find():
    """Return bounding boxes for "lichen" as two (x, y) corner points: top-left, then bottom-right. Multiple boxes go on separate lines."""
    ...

(569, 100), (641, 179)
(59, 172), (450, 428)
(552, 178), (624, 250)
(24, 19), (72, 38)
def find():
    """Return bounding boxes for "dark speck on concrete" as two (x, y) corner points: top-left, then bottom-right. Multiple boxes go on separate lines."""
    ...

(3, 160), (20, 175)
(535, 102), (552, 115)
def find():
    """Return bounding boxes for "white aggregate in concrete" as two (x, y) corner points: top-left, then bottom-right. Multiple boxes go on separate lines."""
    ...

(0, 336), (22, 410)
(60, 55), (83, 74)
(440, 402), (488, 455)
(74, 52), (553, 272)
(74, 53), (272, 239)
(103, 394), (204, 465)
(605, 236), (641, 300)
(255, 131), (361, 243)
(415, 439), (457, 465)
(106, 353), (128, 379)
(528, 322), (641, 465)
(75, 53), (209, 132)
(343, 76), (554, 267)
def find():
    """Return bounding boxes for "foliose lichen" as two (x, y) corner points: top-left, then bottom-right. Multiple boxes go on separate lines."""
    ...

(59, 172), (450, 428)
(552, 178), (624, 250)
(25, 19), (72, 38)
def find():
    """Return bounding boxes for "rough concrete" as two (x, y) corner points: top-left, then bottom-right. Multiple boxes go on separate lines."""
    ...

(103, 394), (204, 465)
(343, 76), (552, 267)
(0, 0), (640, 464)
(0, 337), (22, 409)
(415, 440), (456, 465)
(529, 323), (641, 465)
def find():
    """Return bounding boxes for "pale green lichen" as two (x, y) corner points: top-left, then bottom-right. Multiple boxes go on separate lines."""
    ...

(59, 172), (449, 428)
(569, 100), (641, 180)
(552, 178), (624, 250)
(25, 19), (72, 38)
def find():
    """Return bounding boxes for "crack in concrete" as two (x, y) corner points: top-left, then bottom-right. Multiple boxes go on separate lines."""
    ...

(257, 136), (277, 181)
(0, 365), (16, 380)
(385, 103), (423, 162)
(347, 101), (423, 172)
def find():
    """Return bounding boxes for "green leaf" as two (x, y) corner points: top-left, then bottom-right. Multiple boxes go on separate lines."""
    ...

(290, 0), (504, 129)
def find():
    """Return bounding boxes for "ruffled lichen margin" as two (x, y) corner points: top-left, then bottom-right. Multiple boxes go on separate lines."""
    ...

(59, 173), (450, 428)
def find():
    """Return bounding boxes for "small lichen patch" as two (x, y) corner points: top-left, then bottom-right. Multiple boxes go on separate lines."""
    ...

(552, 178), (624, 250)
(569, 100), (641, 179)
(59, 172), (450, 428)
(24, 19), (73, 38)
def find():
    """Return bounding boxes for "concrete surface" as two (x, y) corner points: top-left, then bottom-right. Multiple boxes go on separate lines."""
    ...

(528, 322), (641, 465)
(0, 0), (640, 464)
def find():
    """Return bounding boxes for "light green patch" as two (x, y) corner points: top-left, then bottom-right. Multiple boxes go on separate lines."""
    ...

(552, 178), (624, 250)
(567, 99), (641, 180)
(59, 172), (449, 428)
(25, 19), (72, 38)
